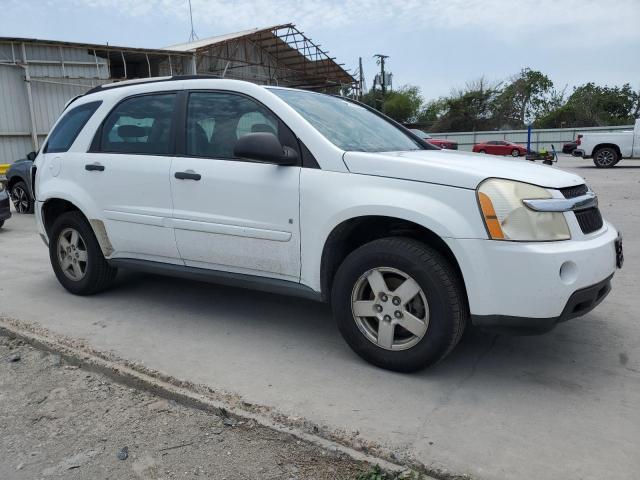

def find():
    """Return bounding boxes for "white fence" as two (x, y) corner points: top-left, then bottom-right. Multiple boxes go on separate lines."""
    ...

(430, 125), (634, 152)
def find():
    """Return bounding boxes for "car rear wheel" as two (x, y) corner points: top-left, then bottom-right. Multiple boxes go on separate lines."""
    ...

(478, 149), (486, 154)
(49, 211), (117, 295)
(10, 181), (33, 214)
(331, 237), (467, 372)
(511, 148), (520, 157)
(593, 147), (619, 168)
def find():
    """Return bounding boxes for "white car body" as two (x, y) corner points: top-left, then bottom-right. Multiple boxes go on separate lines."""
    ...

(33, 78), (620, 346)
(576, 118), (640, 161)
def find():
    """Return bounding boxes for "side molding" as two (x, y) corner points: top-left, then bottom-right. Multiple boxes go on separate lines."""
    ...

(108, 258), (324, 302)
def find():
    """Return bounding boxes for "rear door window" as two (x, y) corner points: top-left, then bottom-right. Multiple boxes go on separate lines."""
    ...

(43, 101), (102, 153)
(99, 93), (176, 155)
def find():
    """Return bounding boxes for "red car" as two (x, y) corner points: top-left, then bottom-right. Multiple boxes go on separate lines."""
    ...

(410, 129), (458, 150)
(472, 140), (527, 157)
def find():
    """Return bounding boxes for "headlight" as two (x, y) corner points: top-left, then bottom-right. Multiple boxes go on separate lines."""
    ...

(477, 178), (570, 241)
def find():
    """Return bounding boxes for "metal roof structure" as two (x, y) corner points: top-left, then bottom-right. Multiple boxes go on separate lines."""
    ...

(166, 24), (356, 90)
(0, 26), (355, 163)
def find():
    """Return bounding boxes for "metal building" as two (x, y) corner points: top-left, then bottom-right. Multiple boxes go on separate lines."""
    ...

(0, 24), (355, 165)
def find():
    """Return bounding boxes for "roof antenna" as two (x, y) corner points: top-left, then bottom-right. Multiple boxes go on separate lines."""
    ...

(188, 0), (199, 42)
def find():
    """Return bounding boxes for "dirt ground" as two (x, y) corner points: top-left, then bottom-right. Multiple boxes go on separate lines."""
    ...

(0, 335), (384, 480)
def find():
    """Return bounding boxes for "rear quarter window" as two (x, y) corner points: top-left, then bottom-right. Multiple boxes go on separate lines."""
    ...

(43, 101), (102, 153)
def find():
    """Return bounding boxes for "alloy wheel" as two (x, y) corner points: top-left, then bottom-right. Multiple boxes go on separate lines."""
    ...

(351, 267), (429, 351)
(10, 185), (30, 213)
(595, 149), (615, 167)
(57, 227), (88, 281)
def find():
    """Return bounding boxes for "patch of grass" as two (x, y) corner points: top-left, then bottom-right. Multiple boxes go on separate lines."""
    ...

(356, 465), (424, 480)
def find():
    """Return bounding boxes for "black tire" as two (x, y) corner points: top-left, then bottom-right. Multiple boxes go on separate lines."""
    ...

(331, 237), (467, 372)
(49, 211), (117, 295)
(478, 149), (486, 154)
(592, 147), (619, 168)
(0, 220), (4, 228)
(511, 148), (520, 157)
(10, 180), (34, 214)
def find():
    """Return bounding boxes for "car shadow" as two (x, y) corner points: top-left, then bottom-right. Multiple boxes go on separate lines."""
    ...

(574, 165), (640, 169)
(102, 269), (626, 394)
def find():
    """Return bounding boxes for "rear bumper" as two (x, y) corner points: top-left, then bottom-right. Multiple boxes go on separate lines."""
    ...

(471, 274), (612, 334)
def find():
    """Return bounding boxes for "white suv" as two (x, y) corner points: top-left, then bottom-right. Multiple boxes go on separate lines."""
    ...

(33, 77), (623, 372)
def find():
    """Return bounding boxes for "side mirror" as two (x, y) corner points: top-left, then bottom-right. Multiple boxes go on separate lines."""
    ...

(26, 151), (36, 161)
(233, 132), (297, 166)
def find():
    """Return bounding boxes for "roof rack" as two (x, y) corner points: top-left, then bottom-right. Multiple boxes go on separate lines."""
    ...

(84, 74), (222, 95)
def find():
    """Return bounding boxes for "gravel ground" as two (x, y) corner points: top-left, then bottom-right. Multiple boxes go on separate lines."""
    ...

(0, 336), (377, 480)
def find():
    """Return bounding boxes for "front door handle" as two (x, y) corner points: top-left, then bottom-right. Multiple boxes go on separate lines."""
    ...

(85, 163), (105, 172)
(175, 171), (201, 181)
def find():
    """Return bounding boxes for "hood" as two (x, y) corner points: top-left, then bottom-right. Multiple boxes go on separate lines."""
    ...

(343, 149), (584, 190)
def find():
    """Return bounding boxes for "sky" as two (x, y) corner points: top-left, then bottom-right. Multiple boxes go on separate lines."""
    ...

(1, 0), (639, 101)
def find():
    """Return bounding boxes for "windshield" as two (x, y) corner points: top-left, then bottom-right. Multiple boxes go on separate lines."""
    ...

(270, 88), (423, 153)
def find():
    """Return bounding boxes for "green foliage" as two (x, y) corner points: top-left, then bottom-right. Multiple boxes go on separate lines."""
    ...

(359, 69), (638, 133)
(355, 465), (424, 480)
(536, 83), (639, 128)
(432, 78), (500, 132)
(381, 86), (423, 123)
(492, 68), (554, 127)
(360, 86), (423, 123)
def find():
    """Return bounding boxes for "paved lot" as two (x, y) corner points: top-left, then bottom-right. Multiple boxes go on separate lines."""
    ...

(1, 155), (639, 479)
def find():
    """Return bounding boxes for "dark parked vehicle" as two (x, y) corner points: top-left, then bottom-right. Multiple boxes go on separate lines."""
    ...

(562, 135), (583, 155)
(562, 142), (577, 154)
(6, 151), (36, 214)
(410, 129), (458, 149)
(0, 183), (11, 228)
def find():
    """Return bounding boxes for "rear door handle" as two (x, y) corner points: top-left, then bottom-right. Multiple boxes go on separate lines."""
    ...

(175, 171), (201, 181)
(85, 163), (105, 172)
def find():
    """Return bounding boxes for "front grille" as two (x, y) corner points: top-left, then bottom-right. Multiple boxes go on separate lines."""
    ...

(575, 207), (603, 234)
(560, 184), (588, 198)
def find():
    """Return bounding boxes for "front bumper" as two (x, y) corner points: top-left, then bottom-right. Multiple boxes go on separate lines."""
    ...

(0, 190), (11, 221)
(445, 222), (619, 331)
(472, 274), (612, 334)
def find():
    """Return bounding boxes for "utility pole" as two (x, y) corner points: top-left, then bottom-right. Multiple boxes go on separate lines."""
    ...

(374, 54), (389, 94)
(358, 57), (364, 99)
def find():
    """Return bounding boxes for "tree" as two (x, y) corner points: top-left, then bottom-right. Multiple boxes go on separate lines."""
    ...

(492, 68), (554, 128)
(416, 98), (448, 130)
(536, 83), (638, 127)
(381, 86), (423, 123)
(429, 78), (500, 132)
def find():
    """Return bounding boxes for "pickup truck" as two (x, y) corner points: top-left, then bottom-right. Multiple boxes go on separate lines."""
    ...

(575, 118), (640, 168)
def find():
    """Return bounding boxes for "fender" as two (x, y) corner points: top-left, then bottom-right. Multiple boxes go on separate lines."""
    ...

(299, 169), (486, 291)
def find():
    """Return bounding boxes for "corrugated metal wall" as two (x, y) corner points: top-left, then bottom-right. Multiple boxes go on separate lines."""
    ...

(1, 41), (109, 164)
(429, 125), (634, 152)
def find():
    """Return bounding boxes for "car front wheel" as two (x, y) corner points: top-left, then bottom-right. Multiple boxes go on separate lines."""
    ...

(49, 211), (117, 295)
(331, 237), (467, 372)
(511, 148), (520, 157)
(10, 181), (33, 214)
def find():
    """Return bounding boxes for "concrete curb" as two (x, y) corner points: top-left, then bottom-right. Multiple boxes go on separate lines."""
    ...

(0, 318), (442, 479)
